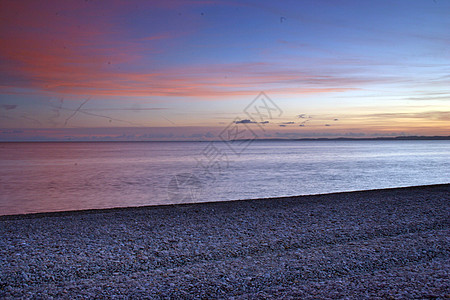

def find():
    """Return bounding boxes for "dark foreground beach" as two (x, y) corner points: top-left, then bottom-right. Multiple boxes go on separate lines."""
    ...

(1, 184), (449, 299)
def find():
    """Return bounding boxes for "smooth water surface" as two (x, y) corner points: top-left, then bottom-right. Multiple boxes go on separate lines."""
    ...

(0, 140), (449, 215)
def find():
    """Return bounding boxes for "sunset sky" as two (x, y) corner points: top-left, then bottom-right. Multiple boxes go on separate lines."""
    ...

(0, 0), (449, 141)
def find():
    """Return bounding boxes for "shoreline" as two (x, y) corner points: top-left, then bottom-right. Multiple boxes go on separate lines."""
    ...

(1, 183), (449, 298)
(1, 183), (449, 220)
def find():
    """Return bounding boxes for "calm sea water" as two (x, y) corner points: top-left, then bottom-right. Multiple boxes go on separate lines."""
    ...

(0, 140), (449, 215)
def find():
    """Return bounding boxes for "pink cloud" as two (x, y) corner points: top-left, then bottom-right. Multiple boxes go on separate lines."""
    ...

(1, 1), (371, 99)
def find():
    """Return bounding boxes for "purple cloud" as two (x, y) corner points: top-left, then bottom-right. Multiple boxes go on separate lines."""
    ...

(1, 104), (17, 110)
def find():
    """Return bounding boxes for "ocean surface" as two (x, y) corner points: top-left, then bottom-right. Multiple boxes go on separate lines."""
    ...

(0, 140), (449, 215)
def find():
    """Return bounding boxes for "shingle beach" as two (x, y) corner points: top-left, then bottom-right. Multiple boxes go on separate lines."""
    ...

(1, 184), (449, 299)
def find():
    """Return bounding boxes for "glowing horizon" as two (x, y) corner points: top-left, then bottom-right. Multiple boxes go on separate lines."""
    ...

(0, 0), (449, 141)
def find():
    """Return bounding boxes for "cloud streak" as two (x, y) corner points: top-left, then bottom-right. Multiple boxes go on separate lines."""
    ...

(362, 111), (450, 121)
(1, 105), (17, 110)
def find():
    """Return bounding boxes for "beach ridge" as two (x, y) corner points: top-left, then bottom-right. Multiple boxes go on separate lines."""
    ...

(1, 184), (449, 298)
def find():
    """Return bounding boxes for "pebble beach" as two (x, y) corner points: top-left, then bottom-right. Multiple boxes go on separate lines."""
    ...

(1, 184), (449, 299)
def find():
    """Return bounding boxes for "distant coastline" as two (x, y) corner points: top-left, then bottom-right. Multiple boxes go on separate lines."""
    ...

(266, 135), (450, 141)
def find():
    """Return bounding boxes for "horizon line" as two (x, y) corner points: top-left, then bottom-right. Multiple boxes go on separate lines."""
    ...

(1, 135), (450, 143)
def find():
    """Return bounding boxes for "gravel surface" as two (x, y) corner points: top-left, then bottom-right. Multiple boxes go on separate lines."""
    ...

(1, 184), (449, 299)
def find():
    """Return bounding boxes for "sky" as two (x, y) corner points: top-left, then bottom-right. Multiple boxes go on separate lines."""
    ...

(0, 0), (449, 141)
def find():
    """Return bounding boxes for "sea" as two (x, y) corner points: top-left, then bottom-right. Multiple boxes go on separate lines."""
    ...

(0, 140), (449, 215)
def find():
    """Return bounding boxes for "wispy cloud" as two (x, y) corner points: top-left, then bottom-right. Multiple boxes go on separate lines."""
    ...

(85, 107), (168, 111)
(404, 94), (450, 101)
(362, 111), (450, 121)
(1, 105), (17, 110)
